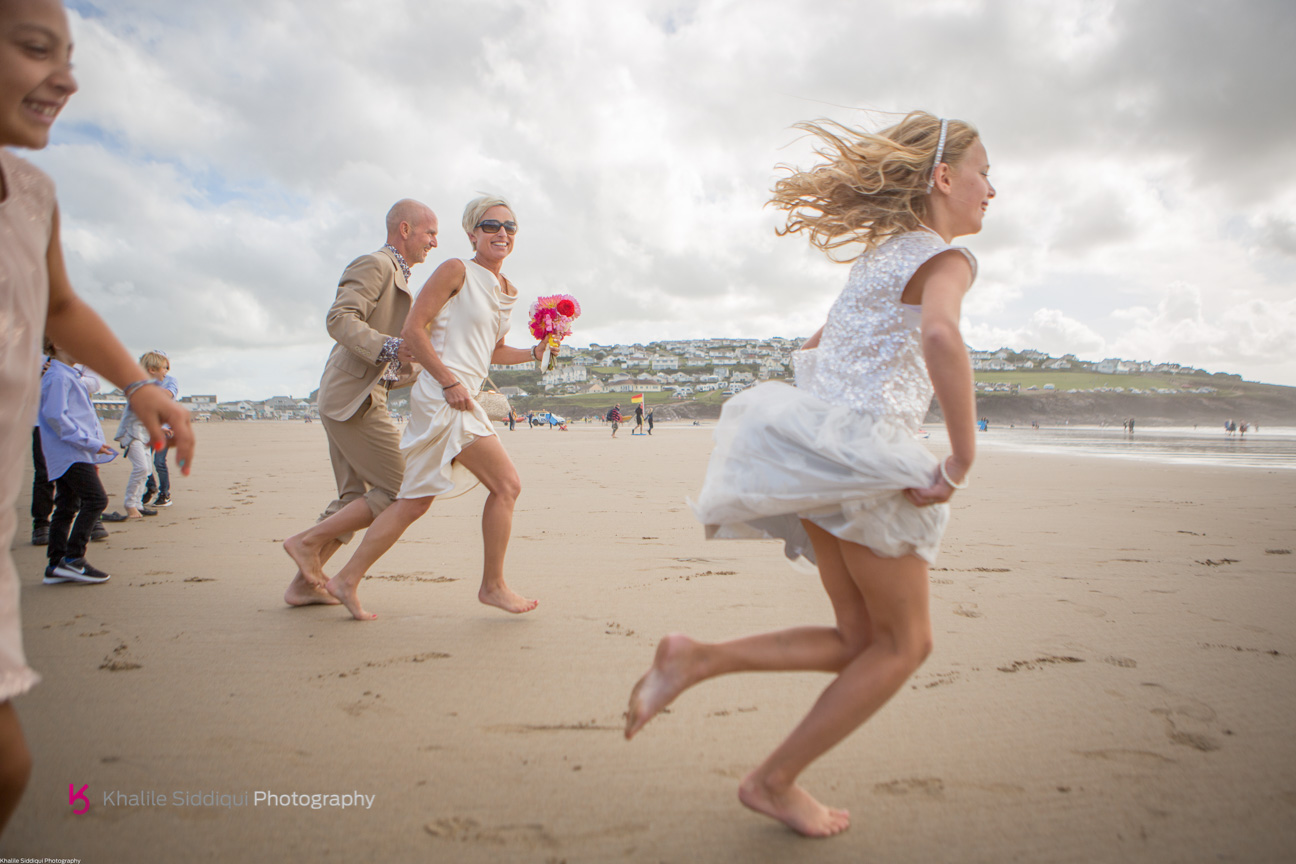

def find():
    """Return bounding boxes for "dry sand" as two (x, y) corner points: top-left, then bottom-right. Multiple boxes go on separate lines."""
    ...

(4, 419), (1294, 863)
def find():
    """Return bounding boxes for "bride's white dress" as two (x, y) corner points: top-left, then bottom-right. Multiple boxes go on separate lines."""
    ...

(691, 228), (976, 565)
(400, 260), (515, 499)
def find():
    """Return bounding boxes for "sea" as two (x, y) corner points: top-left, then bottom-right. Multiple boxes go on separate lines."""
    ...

(977, 424), (1296, 471)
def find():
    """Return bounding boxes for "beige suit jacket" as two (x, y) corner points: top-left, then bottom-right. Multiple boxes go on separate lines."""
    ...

(317, 247), (413, 422)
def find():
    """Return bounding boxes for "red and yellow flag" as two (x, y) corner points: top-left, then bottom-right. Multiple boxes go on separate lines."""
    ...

(630, 393), (644, 404)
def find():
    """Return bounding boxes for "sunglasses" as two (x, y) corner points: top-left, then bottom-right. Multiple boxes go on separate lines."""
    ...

(475, 220), (518, 235)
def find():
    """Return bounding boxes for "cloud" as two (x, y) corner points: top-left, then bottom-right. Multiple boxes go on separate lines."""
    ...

(964, 307), (1107, 358)
(17, 0), (1296, 399)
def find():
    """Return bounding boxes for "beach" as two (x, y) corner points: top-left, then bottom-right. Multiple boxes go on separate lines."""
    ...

(4, 419), (1295, 863)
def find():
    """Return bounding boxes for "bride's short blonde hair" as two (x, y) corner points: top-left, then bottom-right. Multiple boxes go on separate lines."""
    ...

(769, 111), (979, 258)
(462, 194), (515, 243)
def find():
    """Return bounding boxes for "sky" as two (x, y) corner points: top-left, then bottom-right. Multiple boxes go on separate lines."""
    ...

(22, 0), (1296, 399)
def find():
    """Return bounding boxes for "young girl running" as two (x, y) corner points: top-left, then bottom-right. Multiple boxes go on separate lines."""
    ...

(625, 111), (993, 838)
(0, 0), (195, 836)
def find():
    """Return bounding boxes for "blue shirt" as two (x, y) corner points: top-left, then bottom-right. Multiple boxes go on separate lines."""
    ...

(39, 359), (112, 481)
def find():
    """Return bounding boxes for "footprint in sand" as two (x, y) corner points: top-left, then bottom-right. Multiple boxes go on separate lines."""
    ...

(486, 721), (620, 734)
(953, 604), (982, 619)
(874, 777), (944, 798)
(1058, 599), (1106, 618)
(100, 642), (142, 672)
(424, 817), (559, 851)
(1076, 749), (1175, 767)
(997, 655), (1084, 673)
(341, 692), (384, 717)
(918, 671), (961, 689)
(1103, 655), (1138, 668)
(315, 651), (451, 681)
(1142, 683), (1226, 752)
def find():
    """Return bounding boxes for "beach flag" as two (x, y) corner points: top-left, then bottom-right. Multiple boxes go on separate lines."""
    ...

(630, 393), (644, 404)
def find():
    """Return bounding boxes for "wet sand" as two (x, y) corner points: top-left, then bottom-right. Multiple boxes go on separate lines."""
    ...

(4, 420), (1295, 863)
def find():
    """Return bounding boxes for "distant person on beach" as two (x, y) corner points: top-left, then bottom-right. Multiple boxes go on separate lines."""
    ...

(647, 408), (654, 435)
(633, 402), (644, 435)
(102, 352), (170, 522)
(608, 403), (622, 437)
(626, 112), (992, 837)
(324, 195), (550, 620)
(280, 199), (438, 606)
(142, 351), (178, 508)
(0, 0), (196, 834)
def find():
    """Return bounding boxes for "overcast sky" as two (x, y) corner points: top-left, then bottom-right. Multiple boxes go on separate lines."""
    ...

(23, 0), (1296, 398)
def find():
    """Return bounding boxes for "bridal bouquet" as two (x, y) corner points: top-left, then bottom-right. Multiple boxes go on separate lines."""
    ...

(528, 294), (581, 371)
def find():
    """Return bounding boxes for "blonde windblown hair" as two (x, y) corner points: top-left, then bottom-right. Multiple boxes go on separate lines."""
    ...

(769, 111), (979, 259)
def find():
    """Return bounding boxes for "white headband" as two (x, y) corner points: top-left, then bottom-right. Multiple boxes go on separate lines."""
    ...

(926, 118), (949, 193)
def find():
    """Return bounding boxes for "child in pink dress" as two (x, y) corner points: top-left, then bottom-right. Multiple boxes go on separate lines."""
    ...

(0, 0), (196, 836)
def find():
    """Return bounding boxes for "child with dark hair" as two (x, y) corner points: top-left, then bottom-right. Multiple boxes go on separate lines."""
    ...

(38, 338), (114, 584)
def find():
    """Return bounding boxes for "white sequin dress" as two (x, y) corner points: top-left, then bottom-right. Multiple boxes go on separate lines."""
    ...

(692, 229), (976, 565)
(0, 149), (54, 700)
(399, 260), (516, 499)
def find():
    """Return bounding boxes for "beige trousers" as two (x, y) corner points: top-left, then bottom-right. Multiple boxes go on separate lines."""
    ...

(318, 387), (404, 543)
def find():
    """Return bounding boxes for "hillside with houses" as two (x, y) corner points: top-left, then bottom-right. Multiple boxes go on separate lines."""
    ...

(87, 339), (1296, 427)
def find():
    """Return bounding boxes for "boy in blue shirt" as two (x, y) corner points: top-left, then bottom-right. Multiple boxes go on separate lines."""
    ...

(38, 339), (114, 584)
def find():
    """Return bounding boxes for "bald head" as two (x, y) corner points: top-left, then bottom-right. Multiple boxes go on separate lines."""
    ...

(385, 199), (439, 266)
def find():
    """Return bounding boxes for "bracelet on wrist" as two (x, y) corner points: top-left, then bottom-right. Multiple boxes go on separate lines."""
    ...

(442, 381), (463, 393)
(124, 379), (161, 400)
(939, 458), (969, 490)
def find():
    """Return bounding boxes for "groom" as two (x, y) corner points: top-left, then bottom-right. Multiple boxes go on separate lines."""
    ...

(282, 199), (439, 605)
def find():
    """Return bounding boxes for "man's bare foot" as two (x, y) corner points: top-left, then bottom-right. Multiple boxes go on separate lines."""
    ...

(478, 584), (538, 614)
(284, 572), (341, 607)
(625, 633), (698, 740)
(738, 773), (850, 838)
(283, 533), (326, 587)
(325, 575), (376, 621)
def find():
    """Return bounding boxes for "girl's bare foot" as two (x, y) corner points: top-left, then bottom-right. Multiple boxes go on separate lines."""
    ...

(325, 575), (376, 621)
(738, 773), (850, 838)
(283, 572), (341, 606)
(625, 633), (697, 739)
(478, 584), (538, 614)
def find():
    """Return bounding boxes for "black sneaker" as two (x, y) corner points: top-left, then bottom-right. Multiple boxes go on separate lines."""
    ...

(50, 557), (111, 584)
(141, 488), (155, 505)
(91, 521), (109, 542)
(154, 494), (172, 508)
(31, 526), (49, 546)
(43, 563), (68, 585)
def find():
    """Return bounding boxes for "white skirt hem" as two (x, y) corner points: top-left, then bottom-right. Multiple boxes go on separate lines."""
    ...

(690, 382), (949, 566)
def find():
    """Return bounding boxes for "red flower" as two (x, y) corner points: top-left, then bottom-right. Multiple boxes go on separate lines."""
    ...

(556, 298), (576, 317)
